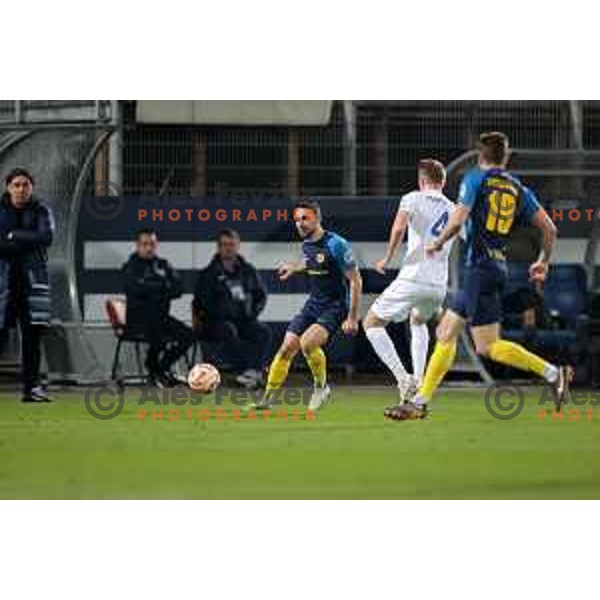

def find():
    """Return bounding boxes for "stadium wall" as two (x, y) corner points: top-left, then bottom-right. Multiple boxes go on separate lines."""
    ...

(74, 194), (592, 380)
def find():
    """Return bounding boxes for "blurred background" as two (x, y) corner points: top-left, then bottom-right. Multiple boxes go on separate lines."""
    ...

(1, 100), (599, 387)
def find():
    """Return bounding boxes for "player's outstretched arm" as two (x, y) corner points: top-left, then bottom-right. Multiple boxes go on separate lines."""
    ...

(342, 265), (362, 335)
(427, 203), (470, 256)
(277, 259), (306, 281)
(529, 208), (558, 283)
(373, 209), (408, 274)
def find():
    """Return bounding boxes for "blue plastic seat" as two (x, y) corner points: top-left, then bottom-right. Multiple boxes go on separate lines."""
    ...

(544, 265), (587, 326)
(504, 264), (587, 362)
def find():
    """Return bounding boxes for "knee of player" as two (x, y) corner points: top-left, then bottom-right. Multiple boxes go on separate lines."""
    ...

(475, 342), (493, 358)
(435, 326), (457, 344)
(300, 338), (318, 354)
(363, 310), (385, 330)
(278, 342), (299, 360)
(409, 309), (425, 326)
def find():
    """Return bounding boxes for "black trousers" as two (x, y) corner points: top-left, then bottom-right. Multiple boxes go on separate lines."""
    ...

(5, 291), (44, 394)
(140, 316), (194, 376)
(202, 319), (272, 371)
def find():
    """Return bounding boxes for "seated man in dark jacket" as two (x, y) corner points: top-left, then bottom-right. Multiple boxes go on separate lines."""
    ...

(122, 228), (193, 387)
(0, 167), (54, 403)
(193, 229), (271, 388)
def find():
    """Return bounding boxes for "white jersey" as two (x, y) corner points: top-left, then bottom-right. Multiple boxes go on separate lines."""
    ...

(395, 190), (455, 289)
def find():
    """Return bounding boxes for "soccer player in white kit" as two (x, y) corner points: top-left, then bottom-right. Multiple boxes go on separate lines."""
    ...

(363, 159), (455, 401)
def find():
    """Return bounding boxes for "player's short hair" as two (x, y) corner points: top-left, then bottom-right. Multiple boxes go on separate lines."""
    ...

(418, 159), (446, 185)
(217, 228), (240, 242)
(135, 227), (158, 241)
(5, 167), (34, 187)
(294, 198), (321, 220)
(478, 132), (510, 165)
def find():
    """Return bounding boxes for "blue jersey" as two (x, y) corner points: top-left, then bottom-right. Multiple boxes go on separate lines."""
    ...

(301, 230), (356, 306)
(458, 167), (542, 266)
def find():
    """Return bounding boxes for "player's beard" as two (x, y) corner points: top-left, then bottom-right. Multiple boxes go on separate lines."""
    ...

(301, 225), (321, 240)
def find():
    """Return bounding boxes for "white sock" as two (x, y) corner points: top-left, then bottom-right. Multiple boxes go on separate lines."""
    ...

(365, 326), (407, 386)
(543, 364), (559, 384)
(410, 323), (429, 384)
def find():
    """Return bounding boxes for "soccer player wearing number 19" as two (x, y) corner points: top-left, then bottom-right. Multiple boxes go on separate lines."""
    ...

(386, 132), (572, 421)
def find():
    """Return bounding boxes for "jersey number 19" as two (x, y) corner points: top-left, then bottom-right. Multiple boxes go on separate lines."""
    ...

(485, 190), (517, 235)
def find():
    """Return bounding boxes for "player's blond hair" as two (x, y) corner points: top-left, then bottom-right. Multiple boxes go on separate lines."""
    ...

(418, 159), (446, 186)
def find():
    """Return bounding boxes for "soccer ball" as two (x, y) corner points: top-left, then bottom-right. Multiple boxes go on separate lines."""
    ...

(188, 363), (221, 394)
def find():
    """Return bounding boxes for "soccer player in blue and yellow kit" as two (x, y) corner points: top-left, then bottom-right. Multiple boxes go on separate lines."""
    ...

(258, 199), (362, 411)
(386, 132), (571, 420)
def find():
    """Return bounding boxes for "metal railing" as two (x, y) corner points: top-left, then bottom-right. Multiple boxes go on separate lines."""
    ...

(120, 100), (582, 197)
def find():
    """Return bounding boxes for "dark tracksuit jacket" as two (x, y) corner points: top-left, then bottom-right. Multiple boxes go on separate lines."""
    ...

(0, 193), (54, 392)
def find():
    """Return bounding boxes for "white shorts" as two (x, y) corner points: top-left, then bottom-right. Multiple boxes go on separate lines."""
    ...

(370, 278), (446, 323)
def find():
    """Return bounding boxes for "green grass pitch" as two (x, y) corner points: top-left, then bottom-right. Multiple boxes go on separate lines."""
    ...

(1, 386), (599, 499)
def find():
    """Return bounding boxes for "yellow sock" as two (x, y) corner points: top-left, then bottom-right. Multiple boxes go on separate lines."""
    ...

(419, 340), (457, 401)
(265, 354), (292, 394)
(304, 347), (327, 388)
(488, 339), (548, 377)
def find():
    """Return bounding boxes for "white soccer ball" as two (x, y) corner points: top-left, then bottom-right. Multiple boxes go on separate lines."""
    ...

(187, 363), (221, 394)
